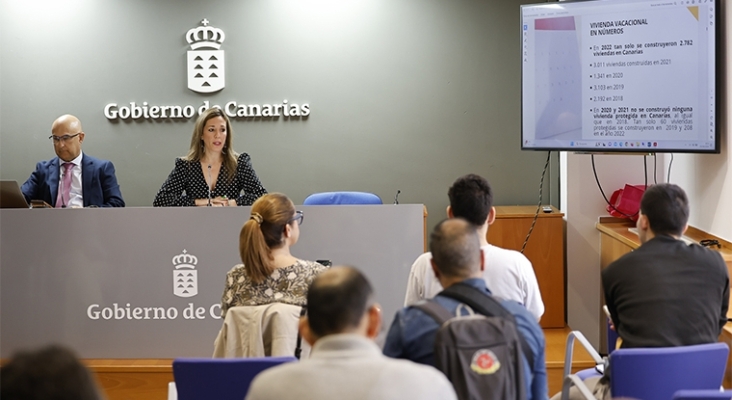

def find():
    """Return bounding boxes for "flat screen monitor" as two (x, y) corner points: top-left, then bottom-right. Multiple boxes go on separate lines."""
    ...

(521, 0), (719, 153)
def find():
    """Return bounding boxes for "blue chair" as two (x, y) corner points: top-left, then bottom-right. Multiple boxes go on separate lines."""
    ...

(673, 390), (732, 400)
(610, 343), (728, 399)
(572, 318), (618, 381)
(303, 191), (382, 205)
(563, 330), (605, 382)
(562, 331), (729, 400)
(172, 356), (296, 400)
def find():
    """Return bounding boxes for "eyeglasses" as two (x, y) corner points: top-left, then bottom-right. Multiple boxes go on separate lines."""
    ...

(289, 210), (304, 225)
(49, 133), (82, 143)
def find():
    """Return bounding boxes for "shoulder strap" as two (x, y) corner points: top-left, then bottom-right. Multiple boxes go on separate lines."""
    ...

(439, 283), (536, 368)
(413, 300), (455, 325)
(441, 283), (512, 319)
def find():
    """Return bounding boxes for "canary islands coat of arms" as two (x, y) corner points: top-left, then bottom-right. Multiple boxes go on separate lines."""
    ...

(186, 19), (225, 93)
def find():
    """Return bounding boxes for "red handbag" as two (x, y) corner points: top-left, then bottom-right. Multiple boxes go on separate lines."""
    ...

(606, 184), (646, 221)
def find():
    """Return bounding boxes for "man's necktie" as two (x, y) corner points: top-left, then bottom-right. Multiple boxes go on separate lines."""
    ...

(55, 162), (74, 208)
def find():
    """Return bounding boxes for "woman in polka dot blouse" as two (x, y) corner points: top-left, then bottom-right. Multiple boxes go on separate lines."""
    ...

(220, 193), (328, 317)
(153, 108), (267, 207)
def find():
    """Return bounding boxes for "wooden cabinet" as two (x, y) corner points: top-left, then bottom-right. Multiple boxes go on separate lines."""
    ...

(487, 205), (565, 328)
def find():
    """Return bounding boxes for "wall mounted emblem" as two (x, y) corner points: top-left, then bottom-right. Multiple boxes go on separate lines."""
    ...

(103, 18), (311, 120)
(186, 19), (225, 93)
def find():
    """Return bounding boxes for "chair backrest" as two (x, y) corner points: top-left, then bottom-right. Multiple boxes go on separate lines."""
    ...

(173, 356), (296, 400)
(303, 191), (382, 205)
(673, 390), (732, 400)
(610, 342), (729, 400)
(213, 303), (308, 359)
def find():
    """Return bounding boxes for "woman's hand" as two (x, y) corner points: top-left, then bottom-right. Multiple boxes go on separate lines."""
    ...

(213, 196), (236, 207)
(194, 197), (233, 207)
(195, 196), (236, 206)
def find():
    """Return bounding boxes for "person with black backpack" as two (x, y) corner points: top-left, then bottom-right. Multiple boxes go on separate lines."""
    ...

(246, 266), (458, 400)
(384, 218), (548, 400)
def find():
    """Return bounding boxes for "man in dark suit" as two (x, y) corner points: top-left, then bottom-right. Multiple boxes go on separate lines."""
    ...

(21, 114), (125, 208)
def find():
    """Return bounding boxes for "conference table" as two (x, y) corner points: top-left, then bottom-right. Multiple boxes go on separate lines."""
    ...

(0, 205), (425, 358)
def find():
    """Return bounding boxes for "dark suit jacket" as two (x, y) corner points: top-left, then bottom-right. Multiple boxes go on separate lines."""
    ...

(21, 154), (125, 207)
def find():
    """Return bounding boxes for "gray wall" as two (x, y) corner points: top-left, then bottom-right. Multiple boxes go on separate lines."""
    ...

(0, 0), (558, 230)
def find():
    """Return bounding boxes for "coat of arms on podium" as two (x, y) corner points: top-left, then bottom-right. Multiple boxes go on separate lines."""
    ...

(173, 249), (198, 298)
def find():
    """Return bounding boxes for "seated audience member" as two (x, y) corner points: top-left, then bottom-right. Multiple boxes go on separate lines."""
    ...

(0, 344), (104, 400)
(245, 266), (457, 400)
(153, 107), (266, 207)
(404, 174), (544, 320)
(220, 193), (327, 317)
(21, 114), (125, 208)
(565, 183), (730, 399)
(384, 218), (547, 400)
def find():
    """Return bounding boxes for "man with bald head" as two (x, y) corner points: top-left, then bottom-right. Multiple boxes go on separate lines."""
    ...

(384, 218), (548, 400)
(21, 114), (124, 207)
(245, 266), (457, 400)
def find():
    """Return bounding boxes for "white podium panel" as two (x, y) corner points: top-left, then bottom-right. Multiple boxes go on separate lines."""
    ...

(0, 205), (424, 358)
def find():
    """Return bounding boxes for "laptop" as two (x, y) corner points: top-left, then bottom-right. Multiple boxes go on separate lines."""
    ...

(0, 180), (30, 208)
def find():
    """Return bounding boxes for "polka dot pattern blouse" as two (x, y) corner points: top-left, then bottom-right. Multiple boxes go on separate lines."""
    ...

(153, 153), (267, 206)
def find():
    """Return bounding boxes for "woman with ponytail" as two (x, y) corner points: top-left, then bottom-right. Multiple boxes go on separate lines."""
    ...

(220, 193), (327, 317)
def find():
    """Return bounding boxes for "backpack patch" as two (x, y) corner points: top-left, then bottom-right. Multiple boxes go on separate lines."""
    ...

(470, 349), (500, 375)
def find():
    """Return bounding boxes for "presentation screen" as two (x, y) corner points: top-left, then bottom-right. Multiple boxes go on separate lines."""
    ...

(521, 0), (719, 153)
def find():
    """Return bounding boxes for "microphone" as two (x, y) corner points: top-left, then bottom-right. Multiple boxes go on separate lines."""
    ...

(207, 165), (213, 207)
(393, 189), (401, 205)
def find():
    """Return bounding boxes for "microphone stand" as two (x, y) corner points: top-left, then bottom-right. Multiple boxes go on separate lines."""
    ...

(207, 165), (213, 207)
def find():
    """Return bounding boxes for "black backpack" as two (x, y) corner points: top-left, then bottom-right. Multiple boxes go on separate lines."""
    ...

(414, 283), (534, 400)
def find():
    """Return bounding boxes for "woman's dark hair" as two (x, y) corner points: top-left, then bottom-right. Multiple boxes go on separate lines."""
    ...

(240, 193), (296, 284)
(185, 107), (238, 183)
